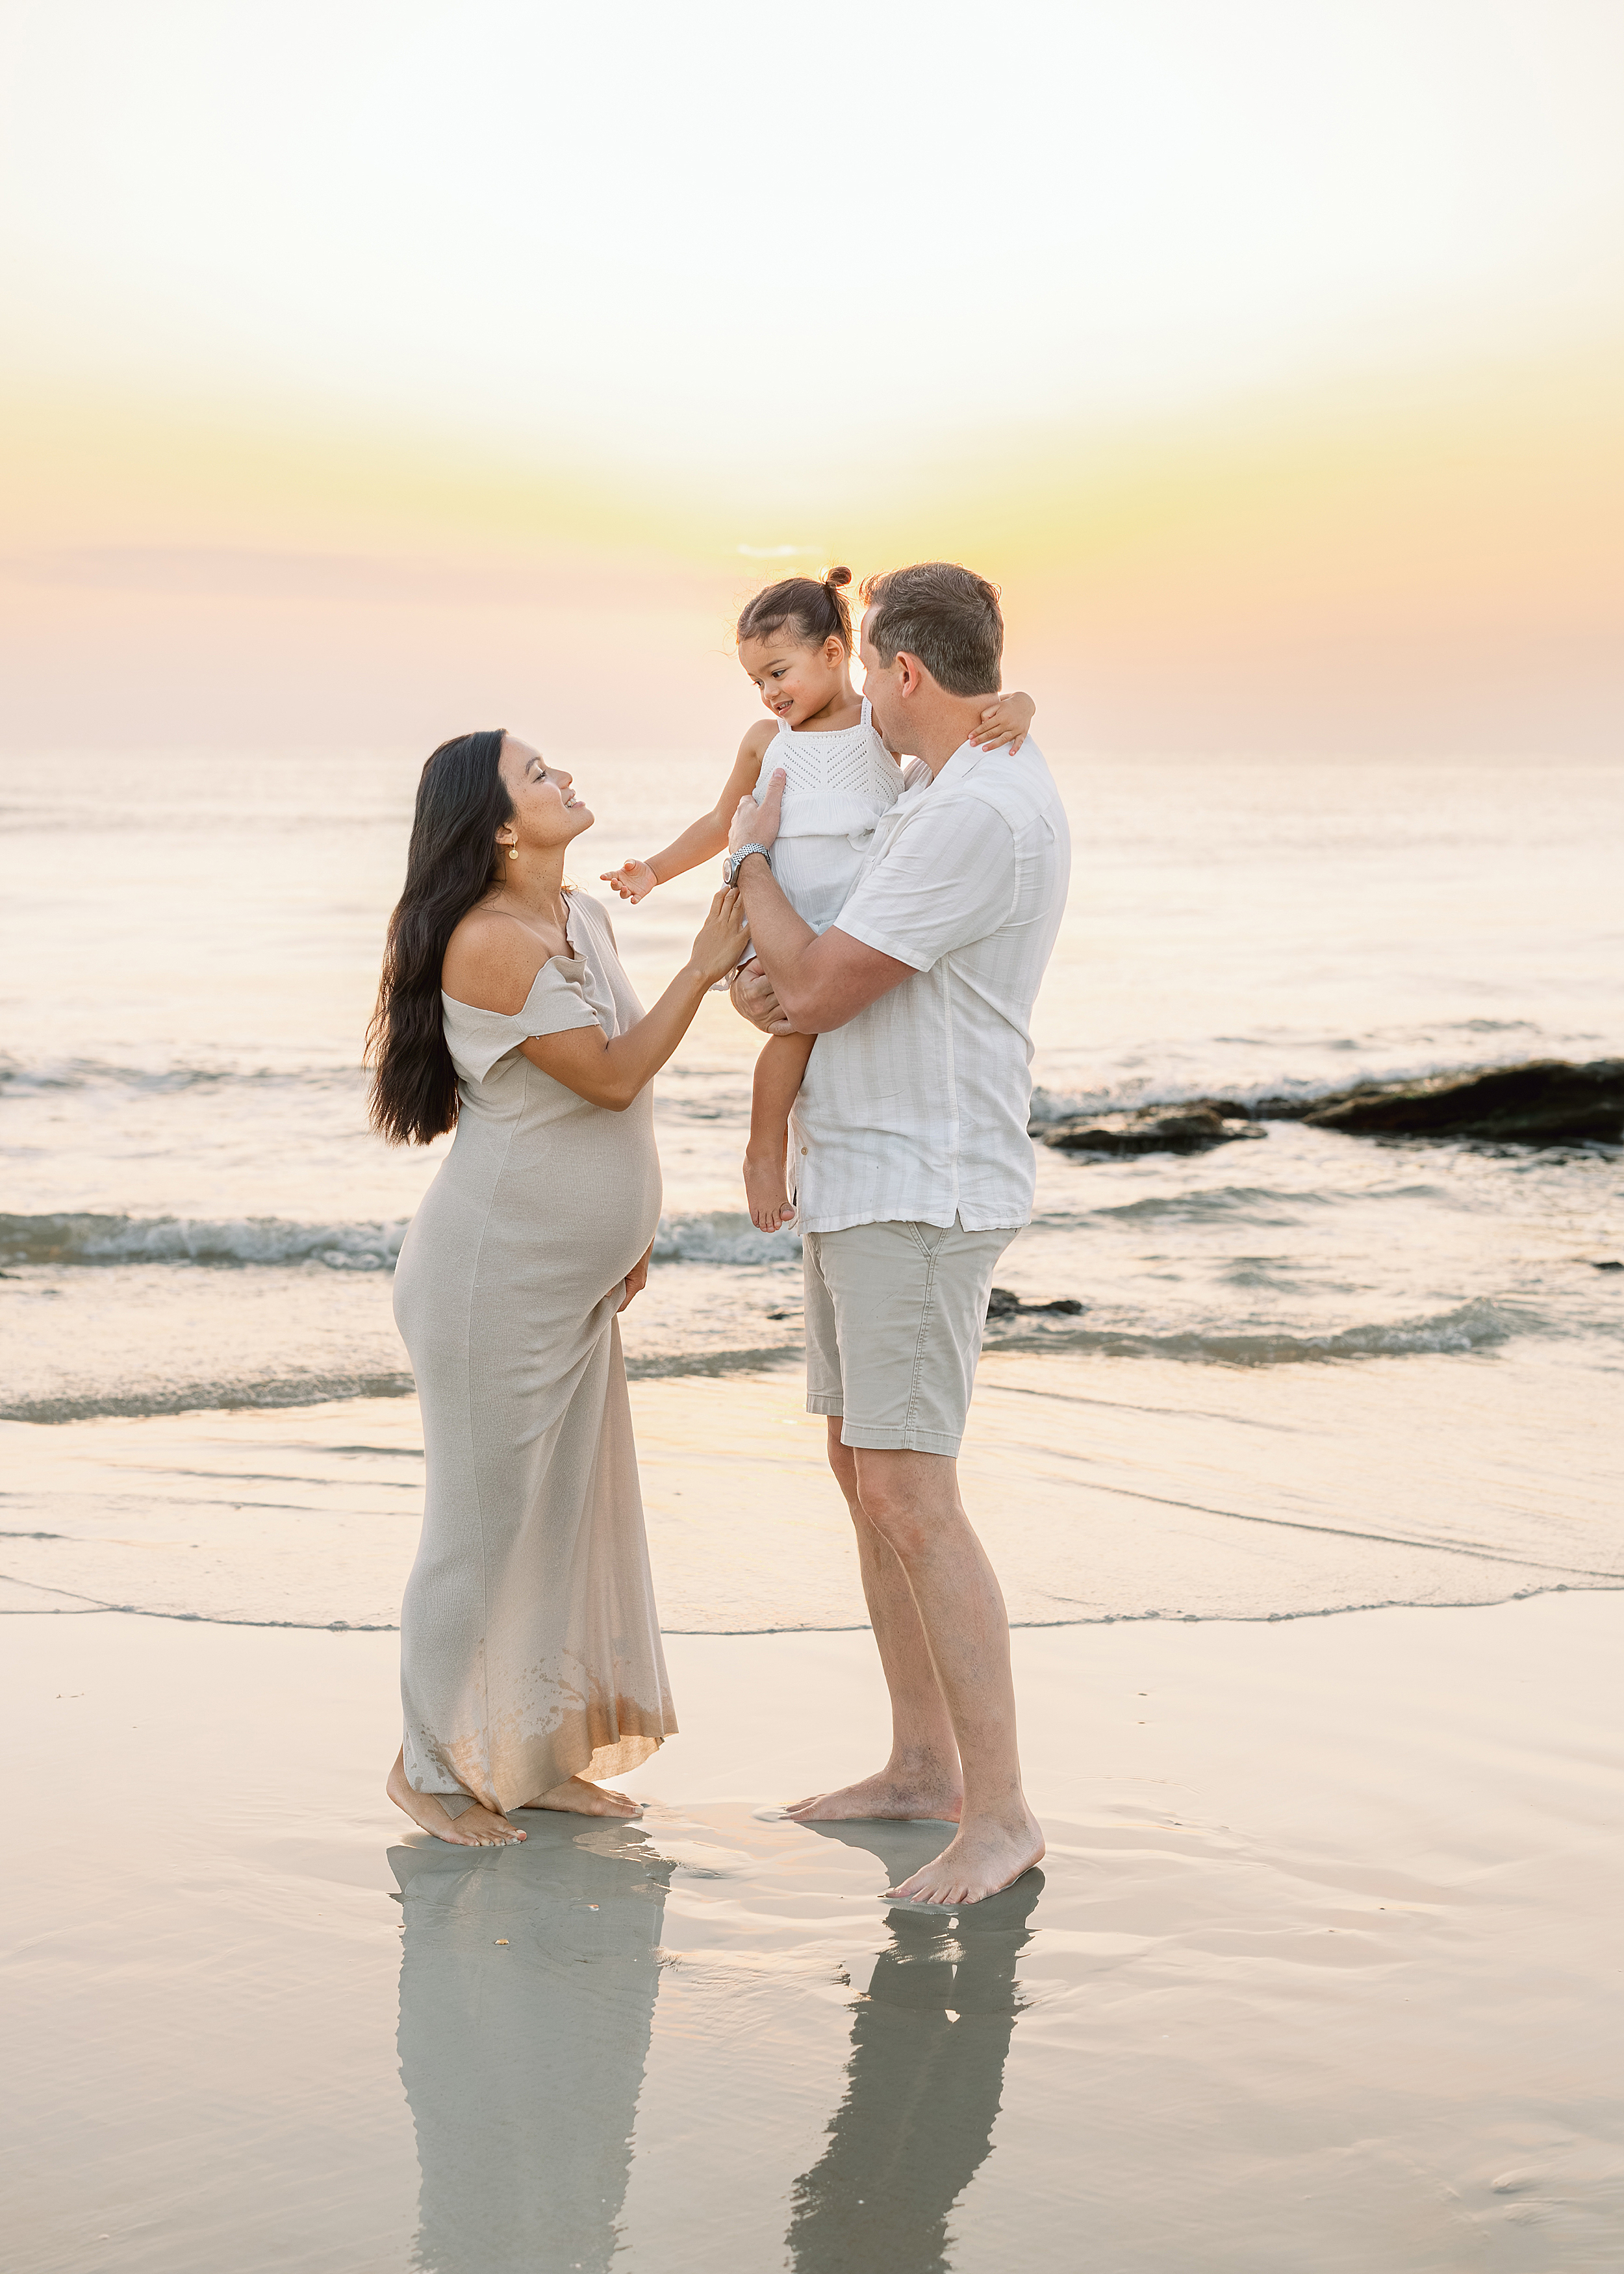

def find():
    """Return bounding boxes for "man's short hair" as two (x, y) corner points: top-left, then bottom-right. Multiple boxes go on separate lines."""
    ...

(859, 562), (1004, 696)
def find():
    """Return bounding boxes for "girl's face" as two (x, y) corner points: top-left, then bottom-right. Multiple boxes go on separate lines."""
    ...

(737, 632), (846, 727)
(495, 737), (594, 854)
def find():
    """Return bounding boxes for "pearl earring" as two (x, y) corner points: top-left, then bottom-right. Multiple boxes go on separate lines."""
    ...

(506, 843), (519, 861)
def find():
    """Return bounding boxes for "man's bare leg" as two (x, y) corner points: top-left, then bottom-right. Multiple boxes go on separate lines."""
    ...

(790, 1443), (1042, 1904)
(787, 1423), (964, 1822)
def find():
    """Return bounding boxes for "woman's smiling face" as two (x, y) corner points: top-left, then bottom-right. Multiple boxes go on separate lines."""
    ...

(496, 737), (594, 851)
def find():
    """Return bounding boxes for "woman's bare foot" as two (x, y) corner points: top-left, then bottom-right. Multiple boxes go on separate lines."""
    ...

(785, 1767), (964, 1824)
(387, 1750), (526, 1846)
(744, 1147), (796, 1234)
(886, 1810), (1045, 1906)
(524, 1775), (641, 1818)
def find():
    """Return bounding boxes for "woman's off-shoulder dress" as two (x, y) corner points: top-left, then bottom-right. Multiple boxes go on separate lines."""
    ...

(392, 891), (674, 1813)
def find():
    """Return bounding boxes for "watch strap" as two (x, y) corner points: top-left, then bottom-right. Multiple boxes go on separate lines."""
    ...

(726, 843), (773, 886)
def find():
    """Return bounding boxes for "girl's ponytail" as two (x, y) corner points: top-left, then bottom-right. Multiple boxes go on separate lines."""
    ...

(737, 564), (854, 656)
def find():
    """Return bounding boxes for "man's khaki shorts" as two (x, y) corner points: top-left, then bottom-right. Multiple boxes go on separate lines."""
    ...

(802, 1216), (1015, 1457)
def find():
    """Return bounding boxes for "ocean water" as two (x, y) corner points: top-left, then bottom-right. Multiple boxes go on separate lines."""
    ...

(2, 745), (1620, 1632)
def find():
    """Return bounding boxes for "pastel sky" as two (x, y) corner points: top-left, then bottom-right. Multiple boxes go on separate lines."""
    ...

(3, 0), (1621, 752)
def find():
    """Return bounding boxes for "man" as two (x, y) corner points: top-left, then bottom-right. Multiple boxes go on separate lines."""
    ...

(724, 561), (1070, 1905)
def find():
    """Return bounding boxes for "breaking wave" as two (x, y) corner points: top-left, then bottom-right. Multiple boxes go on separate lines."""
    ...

(650, 1212), (801, 1266)
(2, 1299), (1541, 1427)
(0, 1208), (797, 1273)
(0, 1212), (407, 1270)
(1, 1341), (811, 1424)
(984, 1295), (1534, 1364)
(0, 1054), (354, 1097)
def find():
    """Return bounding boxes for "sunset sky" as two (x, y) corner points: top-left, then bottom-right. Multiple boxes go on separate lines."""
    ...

(3, 0), (1621, 753)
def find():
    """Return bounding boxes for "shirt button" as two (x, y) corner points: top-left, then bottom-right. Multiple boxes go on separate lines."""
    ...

(800, 1146), (808, 1155)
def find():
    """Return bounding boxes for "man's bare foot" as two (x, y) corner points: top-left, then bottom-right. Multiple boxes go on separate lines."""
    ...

(386, 1750), (526, 1846)
(744, 1147), (796, 1234)
(785, 1767), (964, 1824)
(886, 1811), (1045, 1906)
(522, 1776), (641, 1818)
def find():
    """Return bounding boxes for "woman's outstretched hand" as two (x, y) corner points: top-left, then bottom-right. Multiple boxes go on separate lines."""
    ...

(617, 1240), (654, 1312)
(601, 858), (657, 902)
(687, 886), (750, 986)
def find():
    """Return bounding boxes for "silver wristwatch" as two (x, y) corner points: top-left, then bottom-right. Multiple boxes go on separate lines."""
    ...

(725, 843), (773, 886)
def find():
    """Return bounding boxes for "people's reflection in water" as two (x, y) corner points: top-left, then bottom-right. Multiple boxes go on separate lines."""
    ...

(788, 1826), (1043, 2274)
(390, 1817), (672, 2274)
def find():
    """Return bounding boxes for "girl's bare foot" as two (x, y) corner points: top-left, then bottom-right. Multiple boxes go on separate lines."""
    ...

(386, 1750), (526, 1846)
(523, 1775), (641, 1818)
(744, 1147), (796, 1233)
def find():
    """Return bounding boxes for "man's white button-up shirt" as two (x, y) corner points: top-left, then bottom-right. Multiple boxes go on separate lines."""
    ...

(789, 736), (1071, 1236)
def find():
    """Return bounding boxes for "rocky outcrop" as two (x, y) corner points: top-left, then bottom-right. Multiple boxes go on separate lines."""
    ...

(986, 1287), (1085, 1320)
(1288, 1058), (1624, 1145)
(1037, 1105), (1267, 1156)
(1034, 1060), (1623, 1156)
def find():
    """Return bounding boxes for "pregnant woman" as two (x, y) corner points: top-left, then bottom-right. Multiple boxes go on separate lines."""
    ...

(369, 728), (747, 1847)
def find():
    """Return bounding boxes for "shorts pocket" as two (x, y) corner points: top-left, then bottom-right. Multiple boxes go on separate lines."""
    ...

(904, 1220), (949, 1258)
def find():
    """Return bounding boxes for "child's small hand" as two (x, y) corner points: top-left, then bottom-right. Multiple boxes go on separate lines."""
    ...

(600, 858), (657, 903)
(969, 691), (1036, 754)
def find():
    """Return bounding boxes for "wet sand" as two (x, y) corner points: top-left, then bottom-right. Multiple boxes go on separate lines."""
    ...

(7, 1344), (1616, 1634)
(3, 1585), (1621, 2271)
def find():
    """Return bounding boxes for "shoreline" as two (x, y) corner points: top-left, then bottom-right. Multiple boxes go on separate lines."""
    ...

(7, 1578), (1621, 1637)
(5, 1340), (1618, 1638)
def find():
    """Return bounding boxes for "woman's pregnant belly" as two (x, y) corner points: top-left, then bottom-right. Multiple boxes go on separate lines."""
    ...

(394, 1096), (662, 1393)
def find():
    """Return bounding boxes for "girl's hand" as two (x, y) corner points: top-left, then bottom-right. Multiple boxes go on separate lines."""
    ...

(688, 887), (750, 985)
(969, 691), (1036, 753)
(730, 958), (793, 1036)
(601, 858), (657, 903)
(617, 1240), (654, 1312)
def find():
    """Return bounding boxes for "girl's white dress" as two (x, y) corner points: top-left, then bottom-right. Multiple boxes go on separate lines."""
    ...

(752, 698), (902, 931)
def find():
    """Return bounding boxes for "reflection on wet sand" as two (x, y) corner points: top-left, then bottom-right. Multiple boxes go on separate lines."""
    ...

(390, 1815), (672, 2274)
(392, 1808), (1044, 2274)
(786, 1824), (1043, 2274)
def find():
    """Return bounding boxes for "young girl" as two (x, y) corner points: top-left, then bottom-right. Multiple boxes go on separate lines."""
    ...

(601, 567), (1035, 1231)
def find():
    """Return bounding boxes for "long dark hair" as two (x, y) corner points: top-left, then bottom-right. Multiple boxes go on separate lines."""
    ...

(368, 730), (511, 1145)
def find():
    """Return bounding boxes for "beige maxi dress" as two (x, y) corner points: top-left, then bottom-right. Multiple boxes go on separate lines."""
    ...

(392, 890), (674, 1813)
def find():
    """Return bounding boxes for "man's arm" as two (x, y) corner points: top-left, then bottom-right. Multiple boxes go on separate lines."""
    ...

(730, 774), (914, 1032)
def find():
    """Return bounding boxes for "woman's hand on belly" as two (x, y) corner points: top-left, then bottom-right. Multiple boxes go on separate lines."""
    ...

(616, 1240), (655, 1312)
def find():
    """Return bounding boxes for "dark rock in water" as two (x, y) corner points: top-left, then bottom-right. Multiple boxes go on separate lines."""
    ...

(1037, 1105), (1267, 1157)
(1592, 1260), (1623, 1273)
(986, 1286), (1086, 1320)
(1030, 1058), (1623, 1159)
(1297, 1058), (1624, 1145)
